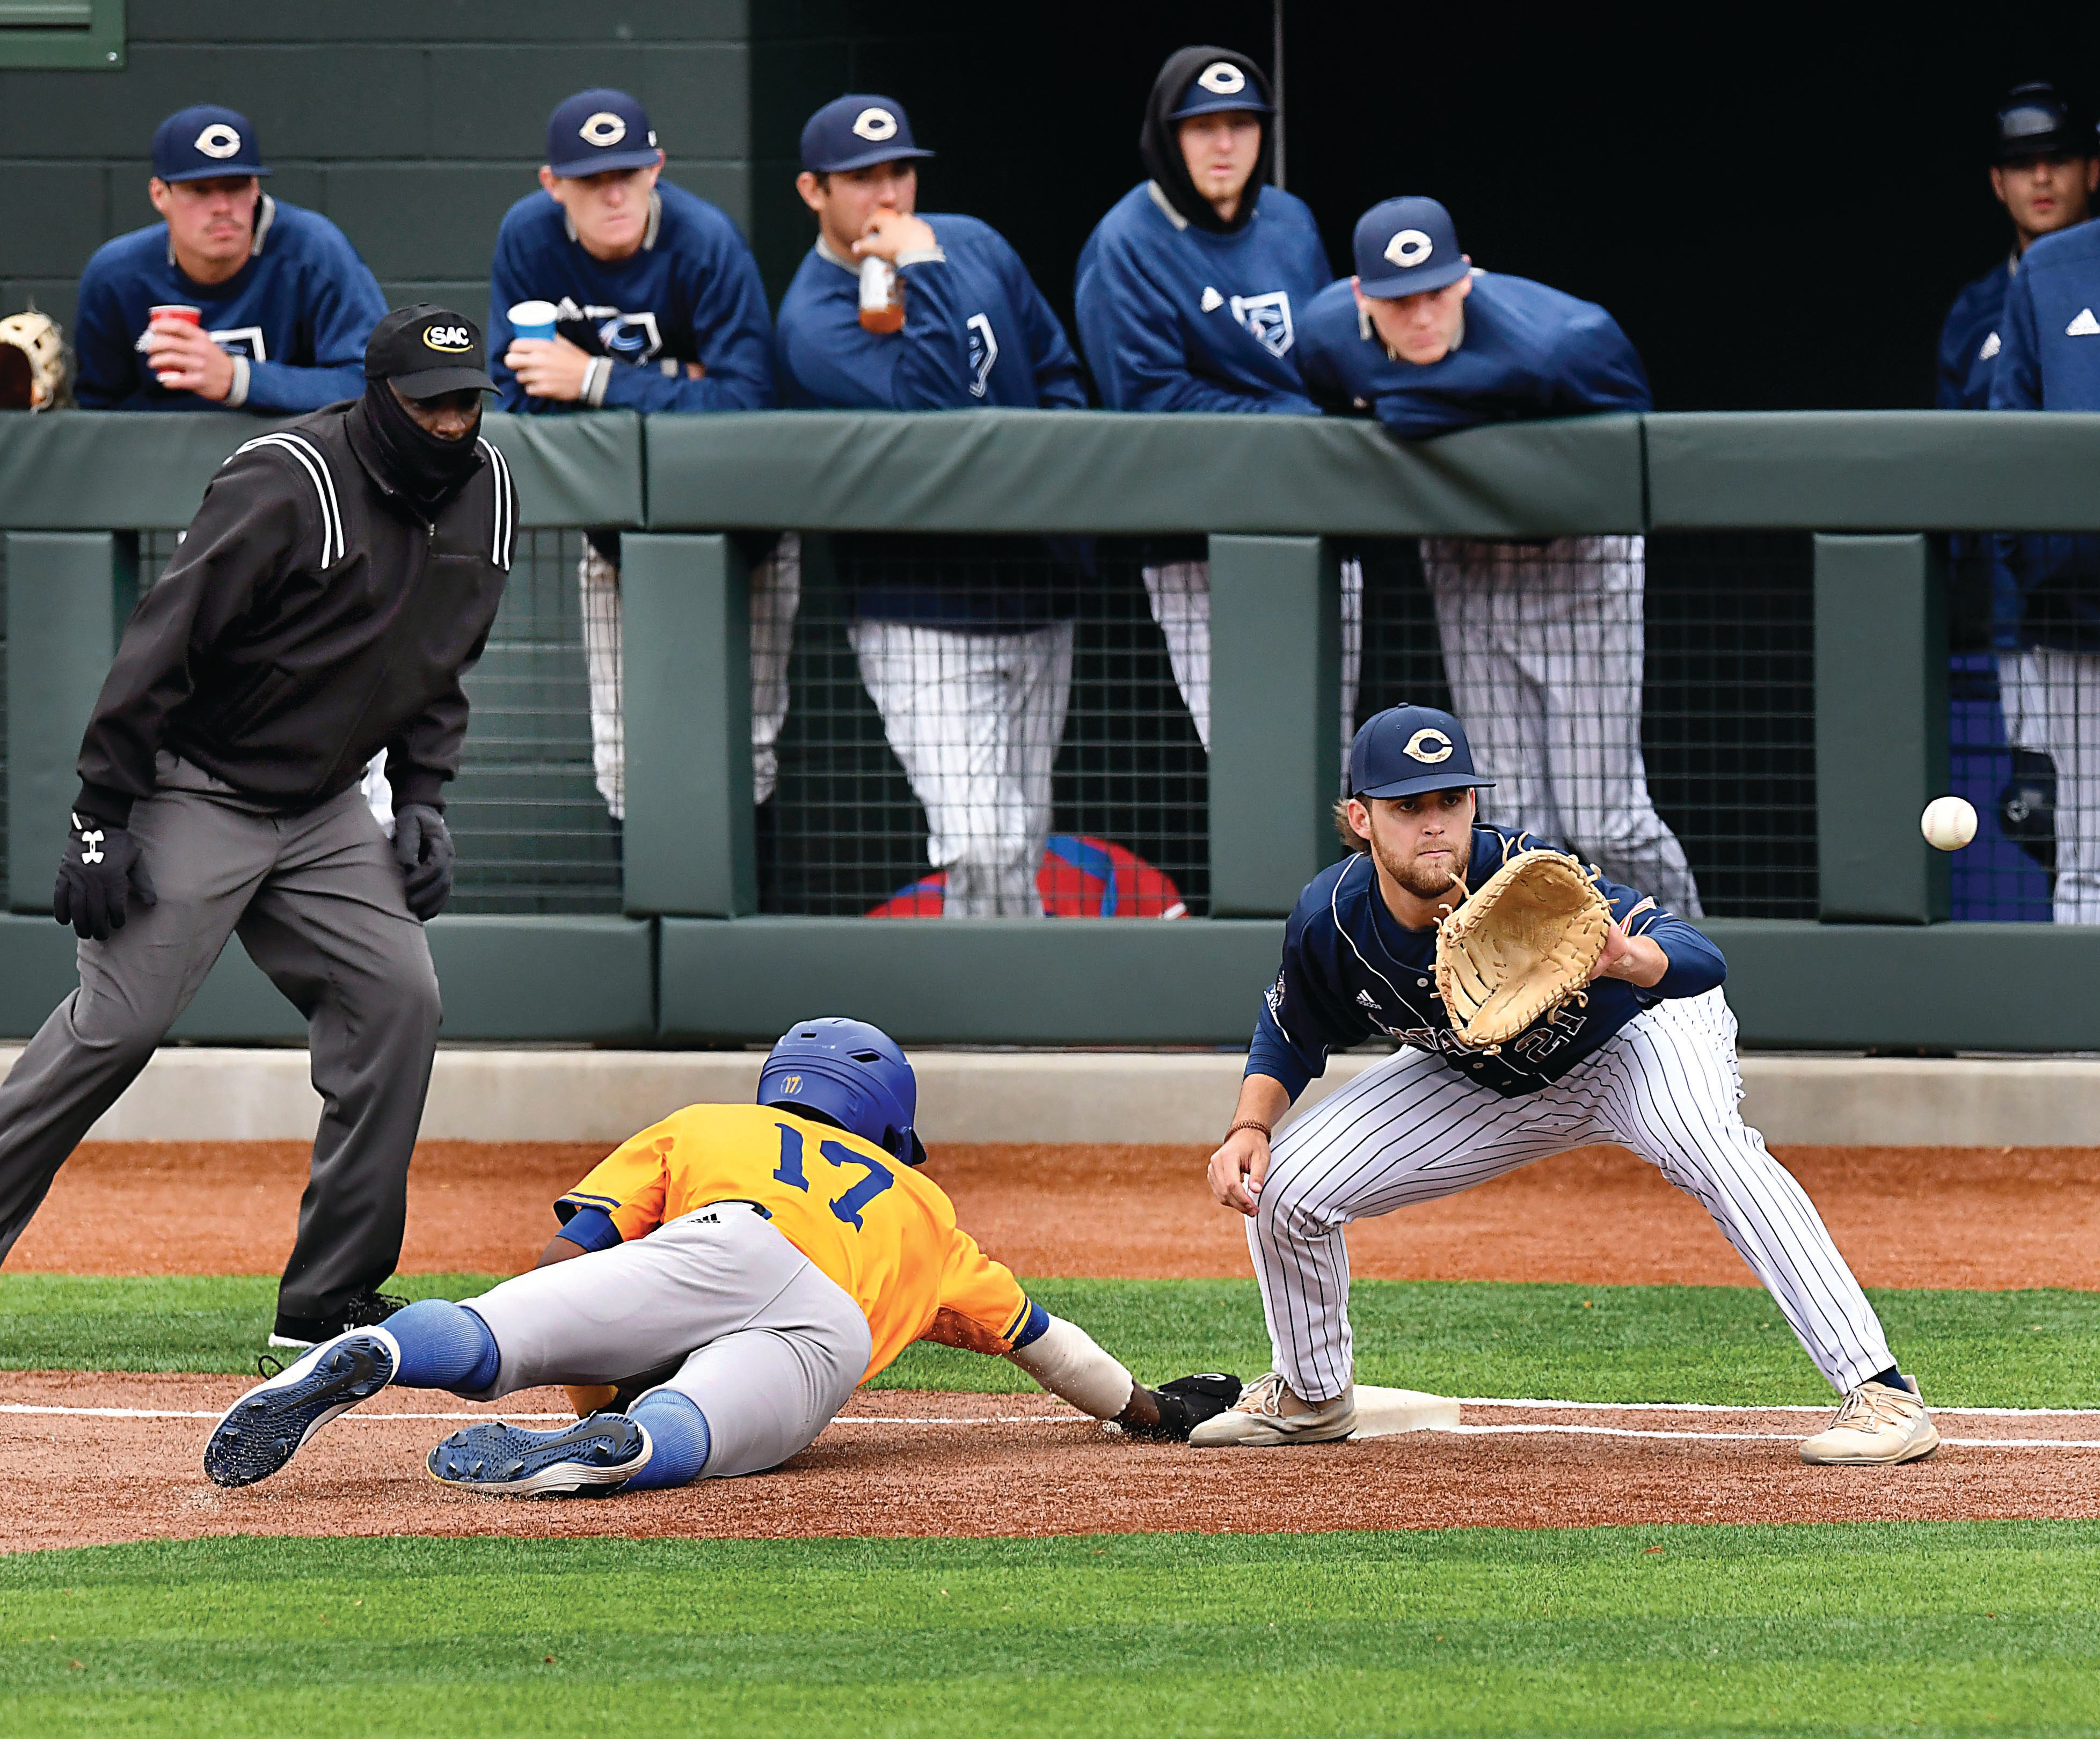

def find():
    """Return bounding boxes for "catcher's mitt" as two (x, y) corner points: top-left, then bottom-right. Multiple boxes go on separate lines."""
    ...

(0, 308), (71, 411)
(1433, 849), (1613, 1050)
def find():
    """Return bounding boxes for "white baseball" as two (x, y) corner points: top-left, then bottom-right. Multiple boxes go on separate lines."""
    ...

(1920, 795), (1977, 852)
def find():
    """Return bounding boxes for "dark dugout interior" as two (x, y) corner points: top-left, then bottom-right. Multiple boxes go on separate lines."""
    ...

(816, 3), (2100, 410)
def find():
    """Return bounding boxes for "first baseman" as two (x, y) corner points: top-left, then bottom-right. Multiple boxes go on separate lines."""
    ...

(0, 307), (515, 1350)
(1196, 704), (1937, 1466)
(1297, 197), (1702, 918)
(204, 1018), (1238, 1495)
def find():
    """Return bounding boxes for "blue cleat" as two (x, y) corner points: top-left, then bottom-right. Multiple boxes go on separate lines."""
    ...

(427, 1414), (652, 1497)
(204, 1328), (399, 1488)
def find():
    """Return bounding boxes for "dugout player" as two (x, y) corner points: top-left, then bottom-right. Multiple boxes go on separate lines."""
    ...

(491, 89), (792, 827)
(1938, 84), (2097, 880)
(0, 306), (517, 1349)
(1297, 198), (1703, 917)
(1986, 197), (2100, 924)
(1195, 705), (1938, 1465)
(205, 1018), (1240, 1493)
(72, 105), (385, 413)
(1073, 46), (1358, 758)
(775, 96), (1089, 916)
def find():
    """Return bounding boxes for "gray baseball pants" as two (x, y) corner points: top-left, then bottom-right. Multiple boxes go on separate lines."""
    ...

(0, 756), (441, 1319)
(460, 1203), (873, 1480)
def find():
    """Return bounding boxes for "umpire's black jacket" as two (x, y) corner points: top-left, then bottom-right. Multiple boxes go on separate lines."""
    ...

(74, 398), (517, 826)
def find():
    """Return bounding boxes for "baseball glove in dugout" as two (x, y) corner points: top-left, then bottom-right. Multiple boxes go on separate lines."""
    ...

(1433, 849), (1613, 1050)
(0, 308), (71, 410)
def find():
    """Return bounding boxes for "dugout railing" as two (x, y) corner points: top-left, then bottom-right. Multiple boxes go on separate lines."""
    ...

(2, 407), (2098, 1050)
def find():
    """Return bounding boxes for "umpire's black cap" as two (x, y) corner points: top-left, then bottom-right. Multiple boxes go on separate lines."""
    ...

(366, 305), (495, 398)
(1992, 83), (2093, 162)
(1350, 705), (1496, 800)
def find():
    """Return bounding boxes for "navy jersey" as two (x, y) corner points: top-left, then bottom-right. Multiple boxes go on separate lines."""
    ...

(1988, 223), (2100, 649)
(487, 182), (774, 413)
(72, 196), (384, 414)
(1937, 258), (2011, 410)
(1249, 827), (1726, 1102)
(1295, 271), (1651, 439)
(1073, 181), (1329, 413)
(774, 215), (1085, 413)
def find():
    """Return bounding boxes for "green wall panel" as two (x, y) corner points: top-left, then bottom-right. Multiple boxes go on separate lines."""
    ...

(645, 410), (1646, 537)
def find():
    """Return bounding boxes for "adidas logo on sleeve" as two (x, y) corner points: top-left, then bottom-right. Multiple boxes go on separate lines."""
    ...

(2067, 308), (2100, 337)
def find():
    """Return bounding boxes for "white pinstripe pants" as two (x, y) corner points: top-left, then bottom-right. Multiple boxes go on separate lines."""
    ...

(1249, 989), (1893, 1402)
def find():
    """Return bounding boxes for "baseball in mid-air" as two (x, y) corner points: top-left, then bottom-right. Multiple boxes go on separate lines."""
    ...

(1920, 795), (1978, 852)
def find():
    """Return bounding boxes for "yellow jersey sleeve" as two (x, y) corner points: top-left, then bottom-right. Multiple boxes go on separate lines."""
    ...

(935, 1227), (1034, 1348)
(556, 1122), (675, 1243)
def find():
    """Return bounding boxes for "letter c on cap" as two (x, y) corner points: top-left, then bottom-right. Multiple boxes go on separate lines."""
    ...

(852, 106), (899, 141)
(1384, 228), (1434, 269)
(579, 111), (629, 147)
(1197, 61), (1248, 94)
(194, 123), (242, 159)
(1404, 728), (1454, 764)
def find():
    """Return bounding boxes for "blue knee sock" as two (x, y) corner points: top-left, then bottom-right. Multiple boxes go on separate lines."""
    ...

(622, 1391), (711, 1490)
(383, 1299), (501, 1392)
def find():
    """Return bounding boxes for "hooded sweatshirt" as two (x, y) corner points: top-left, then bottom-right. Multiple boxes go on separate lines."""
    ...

(1074, 45), (1330, 415)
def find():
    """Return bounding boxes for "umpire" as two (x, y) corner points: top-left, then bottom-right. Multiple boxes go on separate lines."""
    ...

(0, 304), (516, 1347)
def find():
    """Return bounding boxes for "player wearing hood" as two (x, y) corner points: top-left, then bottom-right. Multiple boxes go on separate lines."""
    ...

(1074, 47), (1354, 761)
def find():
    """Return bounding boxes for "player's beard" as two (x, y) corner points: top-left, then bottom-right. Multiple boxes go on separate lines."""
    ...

(1373, 824), (1471, 904)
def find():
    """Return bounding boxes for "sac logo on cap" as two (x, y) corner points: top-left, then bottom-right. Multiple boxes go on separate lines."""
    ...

(1197, 61), (1247, 94)
(579, 111), (628, 147)
(1384, 228), (1434, 269)
(852, 106), (899, 141)
(1404, 728), (1454, 763)
(422, 323), (473, 353)
(194, 122), (243, 159)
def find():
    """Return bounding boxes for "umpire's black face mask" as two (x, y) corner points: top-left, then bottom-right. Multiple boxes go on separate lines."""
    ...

(361, 378), (485, 517)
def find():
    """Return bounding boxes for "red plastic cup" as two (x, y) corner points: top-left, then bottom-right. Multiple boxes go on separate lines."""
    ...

(149, 304), (202, 327)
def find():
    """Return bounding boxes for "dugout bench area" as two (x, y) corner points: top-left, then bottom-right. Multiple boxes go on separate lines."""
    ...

(0, 407), (2095, 1051)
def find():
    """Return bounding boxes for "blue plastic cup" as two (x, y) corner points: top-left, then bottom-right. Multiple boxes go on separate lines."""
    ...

(508, 299), (558, 341)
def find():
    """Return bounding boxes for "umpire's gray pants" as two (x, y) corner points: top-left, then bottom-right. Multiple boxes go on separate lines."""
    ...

(0, 758), (441, 1318)
(461, 1203), (873, 1480)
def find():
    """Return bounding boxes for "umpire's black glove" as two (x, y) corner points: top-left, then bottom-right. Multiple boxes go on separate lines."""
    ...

(392, 803), (455, 922)
(53, 809), (157, 941)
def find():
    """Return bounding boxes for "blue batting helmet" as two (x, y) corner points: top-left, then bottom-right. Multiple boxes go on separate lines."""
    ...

(757, 1017), (927, 1167)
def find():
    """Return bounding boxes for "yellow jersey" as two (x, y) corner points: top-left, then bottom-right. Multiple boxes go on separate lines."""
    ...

(557, 1102), (1032, 1384)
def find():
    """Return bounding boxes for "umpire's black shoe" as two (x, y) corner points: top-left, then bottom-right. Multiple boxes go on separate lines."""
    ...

(269, 1289), (409, 1351)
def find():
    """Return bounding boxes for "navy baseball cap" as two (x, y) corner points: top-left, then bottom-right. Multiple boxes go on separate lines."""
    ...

(1166, 55), (1273, 120)
(1353, 196), (1469, 299)
(1349, 705), (1495, 800)
(800, 95), (935, 173)
(151, 105), (269, 184)
(546, 89), (661, 178)
(366, 304), (495, 397)
(1993, 82), (2091, 162)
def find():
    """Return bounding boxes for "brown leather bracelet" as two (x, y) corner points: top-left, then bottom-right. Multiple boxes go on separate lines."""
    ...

(1224, 1119), (1272, 1142)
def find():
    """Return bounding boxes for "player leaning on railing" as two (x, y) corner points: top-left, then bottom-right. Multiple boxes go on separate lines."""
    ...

(1197, 704), (1939, 1466)
(205, 1019), (1238, 1496)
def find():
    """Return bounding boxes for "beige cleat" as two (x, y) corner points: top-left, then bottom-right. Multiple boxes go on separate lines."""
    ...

(1798, 1378), (1940, 1466)
(1188, 1371), (1358, 1446)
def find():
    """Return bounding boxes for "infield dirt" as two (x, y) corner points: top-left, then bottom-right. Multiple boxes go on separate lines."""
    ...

(10, 1139), (2100, 1290)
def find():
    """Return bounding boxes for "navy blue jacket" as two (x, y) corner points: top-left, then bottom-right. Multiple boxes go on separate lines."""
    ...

(1249, 827), (1726, 1102)
(487, 182), (775, 413)
(1296, 271), (1651, 439)
(1988, 222), (2100, 650)
(1074, 181), (1329, 413)
(73, 197), (384, 414)
(776, 216), (1087, 625)
(1938, 258), (2011, 410)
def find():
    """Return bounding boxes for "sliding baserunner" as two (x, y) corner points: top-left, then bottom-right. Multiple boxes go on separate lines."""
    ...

(1195, 704), (1938, 1466)
(206, 1017), (1237, 1495)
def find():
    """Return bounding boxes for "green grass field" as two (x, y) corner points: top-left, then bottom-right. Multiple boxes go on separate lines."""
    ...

(6, 1271), (2098, 1406)
(4, 1524), (2099, 1736)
